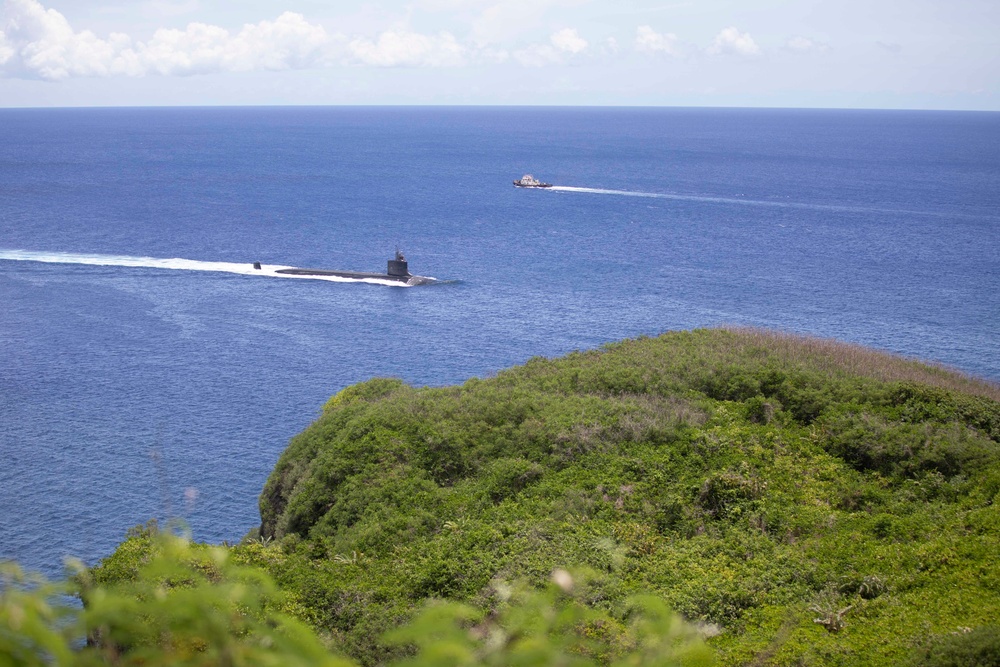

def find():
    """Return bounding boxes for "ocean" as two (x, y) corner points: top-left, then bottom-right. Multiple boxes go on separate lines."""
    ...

(1, 106), (998, 576)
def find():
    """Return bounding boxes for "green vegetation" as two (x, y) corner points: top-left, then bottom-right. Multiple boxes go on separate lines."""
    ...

(5, 327), (1000, 666)
(1, 529), (711, 666)
(251, 328), (1000, 665)
(1, 527), (351, 667)
(914, 625), (1000, 667)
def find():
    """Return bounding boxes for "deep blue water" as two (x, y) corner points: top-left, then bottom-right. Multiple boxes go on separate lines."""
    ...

(1, 107), (998, 576)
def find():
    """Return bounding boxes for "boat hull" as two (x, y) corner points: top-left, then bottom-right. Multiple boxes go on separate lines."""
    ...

(513, 174), (552, 188)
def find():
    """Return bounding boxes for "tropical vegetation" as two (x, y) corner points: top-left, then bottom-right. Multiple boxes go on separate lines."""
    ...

(4, 328), (1000, 666)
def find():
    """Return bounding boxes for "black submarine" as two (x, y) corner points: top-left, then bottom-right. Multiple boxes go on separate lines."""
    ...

(254, 251), (434, 285)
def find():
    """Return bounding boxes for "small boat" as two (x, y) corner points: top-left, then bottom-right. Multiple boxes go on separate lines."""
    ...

(513, 174), (553, 188)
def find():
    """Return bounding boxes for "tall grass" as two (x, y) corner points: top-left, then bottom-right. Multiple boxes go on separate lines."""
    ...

(720, 327), (1000, 401)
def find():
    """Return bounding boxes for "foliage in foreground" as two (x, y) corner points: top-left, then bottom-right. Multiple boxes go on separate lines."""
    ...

(2, 531), (348, 667)
(1, 532), (712, 666)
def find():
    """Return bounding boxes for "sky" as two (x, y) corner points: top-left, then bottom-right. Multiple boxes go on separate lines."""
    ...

(0, 0), (997, 109)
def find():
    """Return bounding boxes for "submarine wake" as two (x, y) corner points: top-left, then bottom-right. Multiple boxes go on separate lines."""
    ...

(0, 250), (430, 287)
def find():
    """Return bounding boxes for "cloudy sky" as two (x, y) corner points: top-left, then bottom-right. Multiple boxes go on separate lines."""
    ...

(1, 0), (997, 108)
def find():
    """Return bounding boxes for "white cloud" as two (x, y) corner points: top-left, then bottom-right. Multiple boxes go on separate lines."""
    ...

(785, 36), (813, 52)
(347, 29), (465, 67)
(0, 0), (333, 79)
(140, 13), (331, 76)
(1, 0), (125, 79)
(706, 26), (759, 56)
(478, 45), (510, 63)
(511, 43), (555, 66)
(228, 13), (331, 71)
(0, 29), (14, 65)
(512, 28), (588, 66)
(635, 25), (677, 55)
(785, 36), (828, 53)
(550, 27), (586, 54)
(0, 0), (600, 79)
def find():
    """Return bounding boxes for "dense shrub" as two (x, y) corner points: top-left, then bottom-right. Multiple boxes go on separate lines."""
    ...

(818, 412), (998, 480)
(1, 533), (351, 667)
(3, 537), (715, 666)
(481, 457), (545, 504)
(915, 626), (1000, 667)
(696, 469), (767, 520)
(884, 383), (1000, 439)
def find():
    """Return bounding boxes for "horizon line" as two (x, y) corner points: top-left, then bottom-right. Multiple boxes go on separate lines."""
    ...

(1, 103), (997, 113)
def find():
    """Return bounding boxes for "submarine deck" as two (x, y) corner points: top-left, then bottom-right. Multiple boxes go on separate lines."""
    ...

(275, 267), (410, 281)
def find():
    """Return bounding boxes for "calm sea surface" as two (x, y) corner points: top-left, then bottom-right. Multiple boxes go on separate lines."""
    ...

(1, 107), (998, 575)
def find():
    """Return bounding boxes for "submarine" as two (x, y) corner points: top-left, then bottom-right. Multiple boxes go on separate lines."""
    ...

(257, 251), (434, 285)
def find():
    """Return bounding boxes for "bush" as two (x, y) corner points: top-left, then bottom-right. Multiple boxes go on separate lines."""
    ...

(915, 626), (1000, 667)
(2, 534), (352, 667)
(387, 571), (715, 667)
(0, 561), (73, 667)
(324, 377), (410, 411)
(819, 412), (998, 480)
(885, 383), (1000, 440)
(696, 469), (766, 520)
(482, 458), (544, 504)
(3, 542), (715, 667)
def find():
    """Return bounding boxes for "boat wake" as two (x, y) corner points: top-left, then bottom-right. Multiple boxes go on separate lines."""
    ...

(547, 185), (971, 219)
(550, 186), (674, 200)
(549, 185), (872, 212)
(0, 250), (431, 287)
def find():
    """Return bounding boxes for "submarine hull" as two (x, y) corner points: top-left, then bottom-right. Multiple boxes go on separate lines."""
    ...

(274, 267), (434, 285)
(266, 252), (433, 285)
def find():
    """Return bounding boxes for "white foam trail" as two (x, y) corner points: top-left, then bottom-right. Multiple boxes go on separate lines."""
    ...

(548, 185), (966, 218)
(551, 186), (670, 200)
(551, 185), (857, 211)
(0, 249), (416, 287)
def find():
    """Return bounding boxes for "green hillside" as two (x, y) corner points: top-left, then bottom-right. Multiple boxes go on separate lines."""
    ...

(239, 328), (1000, 665)
(64, 327), (1000, 666)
